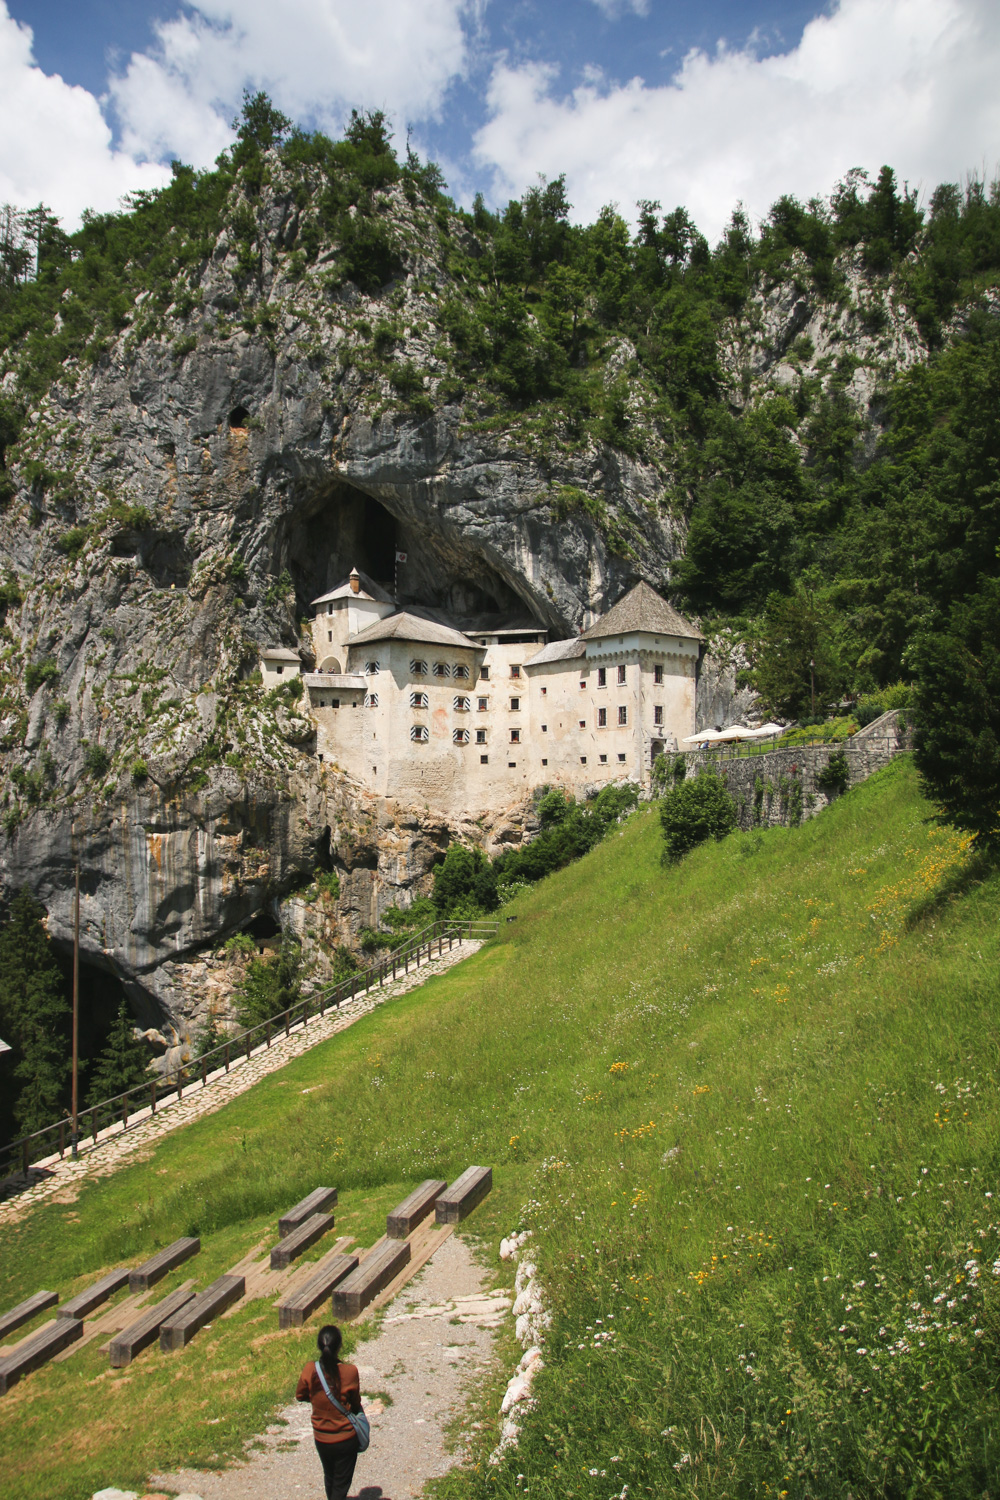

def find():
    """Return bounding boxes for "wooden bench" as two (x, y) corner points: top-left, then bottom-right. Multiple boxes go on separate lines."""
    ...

(332, 1238), (410, 1319)
(129, 1237), (200, 1292)
(159, 1275), (245, 1350)
(387, 1180), (447, 1239)
(0, 1290), (58, 1343)
(278, 1252), (359, 1329)
(109, 1281), (196, 1367)
(270, 1212), (334, 1270)
(279, 1187), (338, 1237)
(57, 1268), (131, 1321)
(435, 1166), (492, 1224)
(0, 1318), (82, 1394)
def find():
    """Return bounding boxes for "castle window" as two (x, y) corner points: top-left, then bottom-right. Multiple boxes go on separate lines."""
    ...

(433, 662), (451, 678)
(410, 659), (427, 675)
(328, 632), (333, 642)
(453, 695), (471, 711)
(477, 696), (488, 711)
(480, 665), (490, 680)
(653, 705), (664, 725)
(617, 664), (627, 685)
(597, 667), (606, 687)
(410, 724), (429, 742)
(580, 756), (587, 764)
(327, 603), (333, 614)
(541, 724), (547, 733)
(598, 707), (607, 727)
(654, 663), (664, 684)
(453, 663), (470, 680)
(599, 753), (607, 763)
(275, 664), (284, 675)
(453, 728), (469, 744)
(476, 729), (487, 744)
(579, 681), (586, 690)
(618, 752), (626, 763)
(410, 691), (428, 708)
(510, 728), (520, 744)
(366, 692), (379, 708)
(579, 719), (586, 729)
(540, 686), (547, 695)
(510, 664), (521, 678)
(618, 705), (628, 726)
(480, 754), (489, 764)
(331, 699), (340, 709)
(510, 697), (520, 711)
(365, 660), (380, 676)
(541, 758), (548, 766)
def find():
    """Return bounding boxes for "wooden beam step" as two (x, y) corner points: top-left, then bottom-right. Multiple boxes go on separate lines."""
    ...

(278, 1252), (358, 1329)
(0, 1318), (82, 1394)
(57, 1268), (131, 1320)
(159, 1275), (245, 1350)
(279, 1187), (338, 1237)
(435, 1165), (492, 1224)
(270, 1212), (334, 1270)
(129, 1237), (200, 1292)
(332, 1237), (410, 1320)
(109, 1281), (196, 1367)
(0, 1290), (58, 1343)
(387, 1179), (447, 1239)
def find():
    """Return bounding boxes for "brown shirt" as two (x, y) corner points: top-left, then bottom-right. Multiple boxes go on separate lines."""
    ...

(296, 1360), (361, 1444)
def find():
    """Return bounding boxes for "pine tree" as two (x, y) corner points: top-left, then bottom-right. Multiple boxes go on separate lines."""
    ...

(85, 1001), (150, 1107)
(0, 887), (69, 1138)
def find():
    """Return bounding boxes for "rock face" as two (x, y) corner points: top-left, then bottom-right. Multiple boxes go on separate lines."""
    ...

(0, 164), (930, 1049)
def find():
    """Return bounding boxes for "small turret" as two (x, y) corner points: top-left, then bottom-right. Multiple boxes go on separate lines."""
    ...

(349, 567), (361, 594)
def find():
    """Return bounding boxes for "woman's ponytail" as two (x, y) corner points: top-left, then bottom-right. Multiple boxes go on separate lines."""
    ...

(316, 1324), (343, 1391)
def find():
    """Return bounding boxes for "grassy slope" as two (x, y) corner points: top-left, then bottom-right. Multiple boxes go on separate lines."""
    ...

(0, 758), (998, 1499)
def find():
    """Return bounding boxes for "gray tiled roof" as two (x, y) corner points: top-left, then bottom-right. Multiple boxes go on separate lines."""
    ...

(260, 647), (302, 661)
(581, 581), (702, 642)
(347, 611), (484, 650)
(523, 636), (587, 667)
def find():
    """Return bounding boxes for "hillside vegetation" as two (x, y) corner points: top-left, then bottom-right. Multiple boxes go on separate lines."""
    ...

(0, 757), (997, 1499)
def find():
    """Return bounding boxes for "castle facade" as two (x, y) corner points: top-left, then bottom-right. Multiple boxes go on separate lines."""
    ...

(261, 571), (702, 815)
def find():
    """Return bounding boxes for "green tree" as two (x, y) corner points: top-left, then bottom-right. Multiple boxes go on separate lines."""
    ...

(660, 769), (737, 862)
(754, 582), (842, 720)
(432, 843), (498, 916)
(0, 887), (69, 1139)
(232, 940), (303, 1029)
(85, 1000), (149, 1105)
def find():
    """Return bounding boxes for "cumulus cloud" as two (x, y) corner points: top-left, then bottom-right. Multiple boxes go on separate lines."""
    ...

(108, 0), (475, 168)
(589, 0), (650, 18)
(473, 0), (1000, 239)
(0, 4), (169, 230)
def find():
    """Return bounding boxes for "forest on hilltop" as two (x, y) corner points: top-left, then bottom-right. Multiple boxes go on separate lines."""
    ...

(0, 97), (997, 830)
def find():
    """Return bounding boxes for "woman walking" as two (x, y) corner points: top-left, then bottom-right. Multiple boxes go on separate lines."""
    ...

(296, 1324), (364, 1500)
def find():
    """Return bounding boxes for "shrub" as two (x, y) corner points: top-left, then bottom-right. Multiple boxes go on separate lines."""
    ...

(432, 842), (498, 915)
(24, 658), (58, 694)
(314, 868), (340, 900)
(130, 757), (149, 782)
(232, 939), (302, 1028)
(52, 699), (70, 728)
(223, 932), (257, 959)
(83, 745), (111, 777)
(660, 768), (737, 862)
(816, 748), (850, 795)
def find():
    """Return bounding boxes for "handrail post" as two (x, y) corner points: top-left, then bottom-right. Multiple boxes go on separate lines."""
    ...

(22, 1140), (28, 1175)
(59, 1119), (65, 1158)
(150, 1079), (156, 1116)
(225, 1042), (230, 1073)
(91, 1108), (98, 1143)
(266, 1019), (271, 1048)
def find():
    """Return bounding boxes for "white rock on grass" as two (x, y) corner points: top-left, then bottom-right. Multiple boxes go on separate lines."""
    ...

(92, 1490), (138, 1500)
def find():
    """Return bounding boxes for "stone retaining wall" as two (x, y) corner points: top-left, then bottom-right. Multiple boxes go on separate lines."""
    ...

(681, 711), (912, 831)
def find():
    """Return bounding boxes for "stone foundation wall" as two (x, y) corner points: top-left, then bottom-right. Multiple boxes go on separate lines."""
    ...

(682, 712), (912, 830)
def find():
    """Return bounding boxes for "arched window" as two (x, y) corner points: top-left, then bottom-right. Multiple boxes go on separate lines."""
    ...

(410, 691), (428, 709)
(453, 728), (469, 744)
(453, 695), (470, 711)
(410, 724), (429, 742)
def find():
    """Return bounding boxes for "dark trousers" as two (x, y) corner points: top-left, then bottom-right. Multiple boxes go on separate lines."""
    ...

(315, 1436), (360, 1500)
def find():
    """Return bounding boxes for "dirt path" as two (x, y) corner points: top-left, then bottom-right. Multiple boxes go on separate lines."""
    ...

(0, 940), (481, 1227)
(152, 1233), (506, 1500)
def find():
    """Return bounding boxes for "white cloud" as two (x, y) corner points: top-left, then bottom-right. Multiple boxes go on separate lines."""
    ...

(473, 0), (1000, 239)
(589, 0), (650, 18)
(0, 4), (169, 230)
(108, 0), (475, 169)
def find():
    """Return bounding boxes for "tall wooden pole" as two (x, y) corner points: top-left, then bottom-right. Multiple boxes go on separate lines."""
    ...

(71, 863), (80, 1158)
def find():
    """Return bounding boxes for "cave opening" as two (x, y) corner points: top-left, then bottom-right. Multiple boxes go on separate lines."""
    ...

(282, 480), (536, 631)
(229, 405), (250, 430)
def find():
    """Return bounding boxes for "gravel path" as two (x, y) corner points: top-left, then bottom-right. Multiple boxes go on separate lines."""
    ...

(0, 940), (482, 1227)
(152, 1233), (506, 1500)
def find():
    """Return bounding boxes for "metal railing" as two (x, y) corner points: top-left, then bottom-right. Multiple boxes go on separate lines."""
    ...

(0, 917), (498, 1184)
(679, 732), (904, 763)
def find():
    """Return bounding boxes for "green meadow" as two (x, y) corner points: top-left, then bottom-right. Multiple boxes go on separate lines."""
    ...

(0, 757), (997, 1499)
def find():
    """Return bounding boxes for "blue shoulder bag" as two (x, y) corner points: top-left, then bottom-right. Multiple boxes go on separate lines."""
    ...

(314, 1362), (371, 1452)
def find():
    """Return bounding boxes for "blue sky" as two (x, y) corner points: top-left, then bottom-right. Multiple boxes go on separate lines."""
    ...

(1, 0), (998, 235)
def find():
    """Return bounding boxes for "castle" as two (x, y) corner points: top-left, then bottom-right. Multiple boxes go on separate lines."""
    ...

(261, 570), (702, 815)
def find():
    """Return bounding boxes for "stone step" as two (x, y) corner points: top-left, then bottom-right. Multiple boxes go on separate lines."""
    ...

(0, 1318), (82, 1394)
(332, 1238), (411, 1320)
(279, 1186), (338, 1237)
(0, 1289), (58, 1343)
(129, 1237), (200, 1292)
(109, 1281), (197, 1367)
(270, 1212), (334, 1270)
(386, 1179), (447, 1239)
(278, 1252), (359, 1329)
(57, 1268), (132, 1320)
(435, 1166), (492, 1224)
(159, 1274), (245, 1350)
